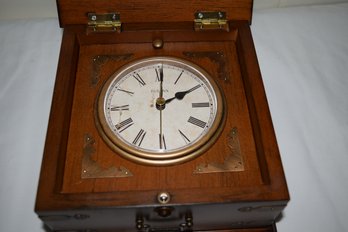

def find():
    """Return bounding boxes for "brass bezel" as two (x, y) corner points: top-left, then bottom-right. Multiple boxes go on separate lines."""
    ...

(95, 56), (226, 166)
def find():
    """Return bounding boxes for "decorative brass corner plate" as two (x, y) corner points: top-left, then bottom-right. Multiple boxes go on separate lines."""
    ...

(92, 54), (133, 86)
(81, 133), (133, 178)
(194, 127), (244, 174)
(183, 51), (230, 82)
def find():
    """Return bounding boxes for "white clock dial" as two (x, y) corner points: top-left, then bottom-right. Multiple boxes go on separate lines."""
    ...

(97, 57), (224, 165)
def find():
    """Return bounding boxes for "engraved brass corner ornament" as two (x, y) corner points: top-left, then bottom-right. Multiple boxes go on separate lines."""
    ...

(81, 133), (133, 178)
(92, 54), (133, 86)
(194, 127), (244, 174)
(183, 51), (230, 82)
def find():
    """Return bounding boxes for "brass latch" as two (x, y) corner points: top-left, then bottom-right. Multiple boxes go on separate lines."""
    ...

(87, 13), (121, 33)
(194, 11), (229, 31)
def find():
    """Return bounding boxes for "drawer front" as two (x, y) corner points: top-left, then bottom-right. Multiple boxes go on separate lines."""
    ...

(39, 201), (286, 231)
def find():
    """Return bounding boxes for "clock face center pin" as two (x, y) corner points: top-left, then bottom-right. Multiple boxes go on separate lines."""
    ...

(156, 97), (166, 110)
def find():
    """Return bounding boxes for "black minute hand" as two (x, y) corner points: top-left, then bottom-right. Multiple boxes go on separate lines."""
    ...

(165, 84), (201, 104)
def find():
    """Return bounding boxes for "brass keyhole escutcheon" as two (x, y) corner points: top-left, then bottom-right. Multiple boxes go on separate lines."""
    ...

(154, 206), (174, 218)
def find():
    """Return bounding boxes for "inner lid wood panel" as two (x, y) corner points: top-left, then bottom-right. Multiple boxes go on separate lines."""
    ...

(57, 0), (253, 27)
(60, 34), (264, 197)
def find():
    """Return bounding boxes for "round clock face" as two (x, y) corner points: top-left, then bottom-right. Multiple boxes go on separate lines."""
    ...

(96, 57), (224, 165)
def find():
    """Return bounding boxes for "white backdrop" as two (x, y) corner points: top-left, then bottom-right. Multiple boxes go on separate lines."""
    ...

(1, 2), (348, 232)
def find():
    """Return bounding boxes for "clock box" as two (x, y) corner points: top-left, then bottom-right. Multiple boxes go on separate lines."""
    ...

(35, 0), (289, 231)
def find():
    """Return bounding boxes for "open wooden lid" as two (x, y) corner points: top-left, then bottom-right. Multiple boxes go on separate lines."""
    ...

(57, 0), (253, 27)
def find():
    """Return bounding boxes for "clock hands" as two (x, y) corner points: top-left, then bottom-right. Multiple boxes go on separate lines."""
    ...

(154, 67), (202, 150)
(165, 84), (201, 104)
(156, 64), (166, 150)
(156, 64), (165, 110)
(159, 65), (164, 98)
(155, 76), (202, 108)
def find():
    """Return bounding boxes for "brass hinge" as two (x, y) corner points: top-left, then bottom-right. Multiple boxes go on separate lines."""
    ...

(194, 11), (229, 31)
(87, 13), (121, 33)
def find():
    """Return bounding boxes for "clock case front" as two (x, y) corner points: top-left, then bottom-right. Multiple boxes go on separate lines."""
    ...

(35, 0), (289, 231)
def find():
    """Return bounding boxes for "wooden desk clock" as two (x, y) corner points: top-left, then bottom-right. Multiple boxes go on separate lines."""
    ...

(35, 0), (289, 231)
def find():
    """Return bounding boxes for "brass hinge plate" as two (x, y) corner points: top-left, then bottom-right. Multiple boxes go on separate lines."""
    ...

(194, 11), (229, 31)
(87, 12), (121, 33)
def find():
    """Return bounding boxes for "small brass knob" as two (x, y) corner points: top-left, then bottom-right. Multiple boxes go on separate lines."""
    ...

(157, 192), (171, 204)
(153, 39), (164, 49)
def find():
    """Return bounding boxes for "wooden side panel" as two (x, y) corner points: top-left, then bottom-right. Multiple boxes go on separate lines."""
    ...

(35, 27), (79, 211)
(234, 21), (289, 198)
(57, 0), (253, 27)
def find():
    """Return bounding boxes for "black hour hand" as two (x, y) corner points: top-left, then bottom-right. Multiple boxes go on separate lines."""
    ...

(165, 84), (201, 104)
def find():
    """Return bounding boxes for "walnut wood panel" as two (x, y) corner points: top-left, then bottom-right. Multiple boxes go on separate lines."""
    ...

(35, 27), (79, 203)
(61, 38), (264, 196)
(233, 21), (288, 188)
(57, 0), (253, 27)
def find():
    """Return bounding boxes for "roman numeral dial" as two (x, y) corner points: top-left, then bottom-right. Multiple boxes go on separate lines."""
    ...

(188, 116), (207, 128)
(97, 57), (224, 165)
(133, 129), (146, 147)
(115, 117), (133, 132)
(111, 105), (129, 111)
